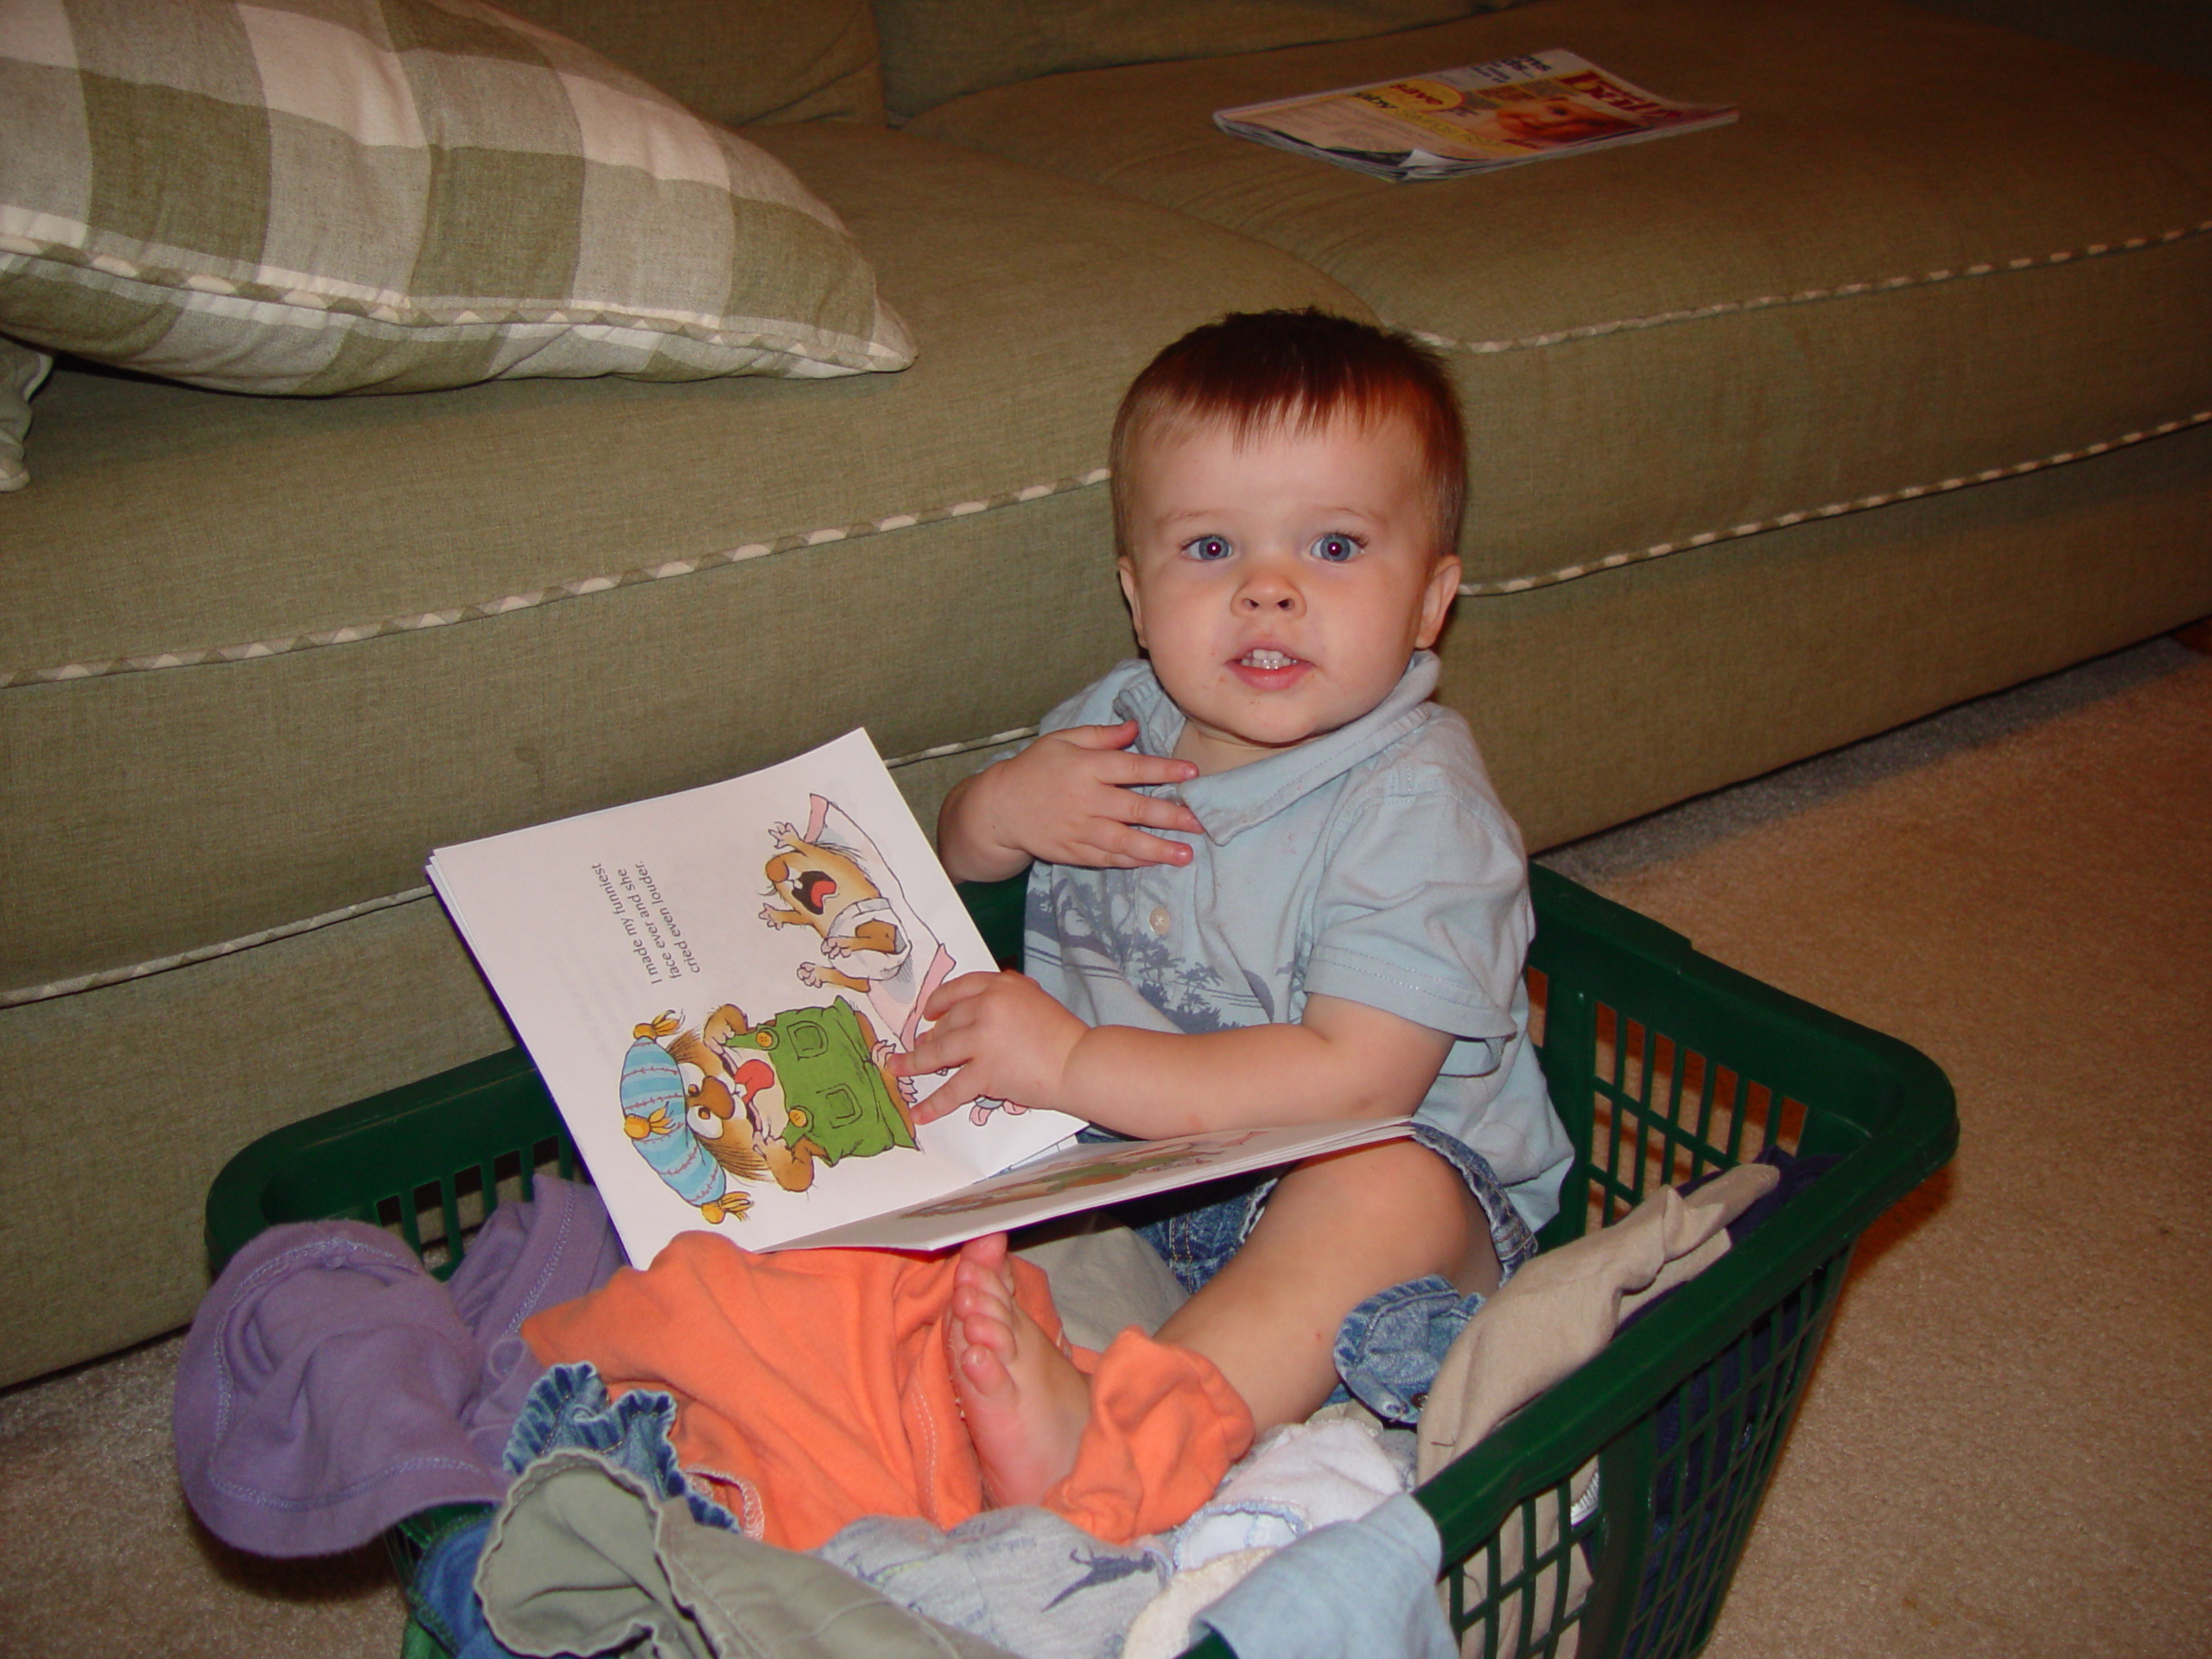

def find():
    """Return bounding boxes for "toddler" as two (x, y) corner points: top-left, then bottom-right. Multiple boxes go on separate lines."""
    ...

(899, 308), (1572, 1508)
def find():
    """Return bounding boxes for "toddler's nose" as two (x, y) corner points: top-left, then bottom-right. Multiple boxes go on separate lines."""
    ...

(1236, 568), (1302, 613)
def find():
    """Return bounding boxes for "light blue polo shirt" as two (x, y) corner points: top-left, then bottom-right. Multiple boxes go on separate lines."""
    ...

(1021, 652), (1573, 1230)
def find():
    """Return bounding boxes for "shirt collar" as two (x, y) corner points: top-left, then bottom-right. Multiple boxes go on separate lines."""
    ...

(1112, 652), (1442, 844)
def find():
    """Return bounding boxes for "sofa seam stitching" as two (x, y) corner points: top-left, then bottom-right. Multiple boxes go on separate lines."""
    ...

(0, 729), (1041, 1008)
(1, 469), (1111, 690)
(16, 398), (2209, 684)
(1459, 410), (2212, 598)
(1401, 219), (2212, 358)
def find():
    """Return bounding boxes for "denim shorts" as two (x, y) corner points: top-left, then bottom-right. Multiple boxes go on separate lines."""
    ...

(1086, 1122), (1540, 1424)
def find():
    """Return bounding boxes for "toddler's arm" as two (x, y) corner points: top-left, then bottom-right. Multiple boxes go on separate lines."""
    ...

(938, 721), (1202, 883)
(899, 976), (1454, 1137)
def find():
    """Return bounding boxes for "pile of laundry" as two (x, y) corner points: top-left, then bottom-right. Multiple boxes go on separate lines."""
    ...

(176, 1158), (1806, 1659)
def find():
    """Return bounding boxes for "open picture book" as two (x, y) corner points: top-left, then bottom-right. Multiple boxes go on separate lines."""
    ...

(429, 730), (1410, 1266)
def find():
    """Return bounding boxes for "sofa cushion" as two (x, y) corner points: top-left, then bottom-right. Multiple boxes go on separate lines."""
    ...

(0, 123), (1363, 999)
(907, 0), (2212, 590)
(0, 0), (912, 451)
(874, 0), (1516, 119)
(495, 0), (887, 127)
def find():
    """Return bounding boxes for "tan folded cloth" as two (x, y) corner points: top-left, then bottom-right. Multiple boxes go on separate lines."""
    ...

(1415, 1163), (1781, 1659)
(1418, 1162), (1781, 1481)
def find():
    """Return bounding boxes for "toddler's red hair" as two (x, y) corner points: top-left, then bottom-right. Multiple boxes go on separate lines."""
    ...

(1109, 308), (1467, 559)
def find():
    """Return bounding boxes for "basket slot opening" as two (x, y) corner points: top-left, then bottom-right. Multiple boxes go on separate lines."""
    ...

(1445, 1468), (1597, 1656)
(1584, 1004), (1810, 1230)
(1541, 1477), (1585, 1650)
(1776, 1093), (1808, 1157)
(1621, 1267), (1841, 1654)
(358, 1144), (573, 1274)
(534, 1134), (575, 1185)
(1727, 1080), (1810, 1165)
(1509, 1506), (1537, 1656)
(376, 1190), (419, 1257)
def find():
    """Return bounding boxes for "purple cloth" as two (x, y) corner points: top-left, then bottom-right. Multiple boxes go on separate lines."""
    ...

(175, 1176), (624, 1557)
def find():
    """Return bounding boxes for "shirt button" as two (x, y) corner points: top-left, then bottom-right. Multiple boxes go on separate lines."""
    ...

(1148, 906), (1172, 936)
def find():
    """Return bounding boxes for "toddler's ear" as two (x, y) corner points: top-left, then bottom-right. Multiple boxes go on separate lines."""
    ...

(1416, 555), (1462, 649)
(1117, 556), (1148, 648)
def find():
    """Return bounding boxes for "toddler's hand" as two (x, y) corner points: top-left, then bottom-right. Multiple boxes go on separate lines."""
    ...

(896, 971), (1086, 1124)
(966, 721), (1202, 871)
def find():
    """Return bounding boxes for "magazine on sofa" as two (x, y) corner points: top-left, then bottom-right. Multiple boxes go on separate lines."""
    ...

(1215, 49), (1737, 181)
(429, 728), (1409, 1264)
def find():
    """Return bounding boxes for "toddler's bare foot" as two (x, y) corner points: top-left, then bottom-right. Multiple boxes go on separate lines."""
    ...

(947, 1234), (1090, 1506)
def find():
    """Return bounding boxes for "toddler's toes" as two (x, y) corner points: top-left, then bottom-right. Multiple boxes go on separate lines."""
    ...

(958, 1339), (1014, 1398)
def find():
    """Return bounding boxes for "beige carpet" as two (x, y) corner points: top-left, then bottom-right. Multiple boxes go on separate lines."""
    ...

(3, 639), (2206, 1659)
(1562, 643), (2212, 1659)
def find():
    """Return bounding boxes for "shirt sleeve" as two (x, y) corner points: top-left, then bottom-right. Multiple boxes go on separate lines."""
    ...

(1300, 769), (1532, 1063)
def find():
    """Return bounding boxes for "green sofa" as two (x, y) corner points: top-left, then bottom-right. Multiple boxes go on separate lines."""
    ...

(3, 0), (2206, 1386)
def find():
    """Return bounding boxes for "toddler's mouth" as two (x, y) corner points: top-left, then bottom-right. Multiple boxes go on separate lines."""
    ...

(1238, 648), (1303, 670)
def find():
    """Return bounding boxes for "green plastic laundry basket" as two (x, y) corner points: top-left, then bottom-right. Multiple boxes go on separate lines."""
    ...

(204, 866), (1955, 1659)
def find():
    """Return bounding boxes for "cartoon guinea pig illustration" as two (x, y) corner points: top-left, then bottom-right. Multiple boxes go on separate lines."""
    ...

(664, 1004), (822, 1196)
(622, 999), (923, 1223)
(760, 796), (955, 1051)
(702, 998), (918, 1168)
(618, 1009), (762, 1224)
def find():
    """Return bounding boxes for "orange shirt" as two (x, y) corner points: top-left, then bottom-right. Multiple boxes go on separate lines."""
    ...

(524, 1235), (1249, 1549)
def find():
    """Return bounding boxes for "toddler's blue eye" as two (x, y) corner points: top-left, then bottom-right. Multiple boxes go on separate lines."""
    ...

(1311, 533), (1361, 563)
(1185, 535), (1233, 562)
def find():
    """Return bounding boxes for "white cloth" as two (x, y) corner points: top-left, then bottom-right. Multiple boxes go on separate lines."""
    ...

(1172, 1416), (1414, 1572)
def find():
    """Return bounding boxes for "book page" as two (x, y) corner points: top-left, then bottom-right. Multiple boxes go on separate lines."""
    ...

(782, 1118), (1414, 1253)
(429, 729), (1079, 1265)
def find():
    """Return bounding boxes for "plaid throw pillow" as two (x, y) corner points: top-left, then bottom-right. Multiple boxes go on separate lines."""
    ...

(0, 0), (913, 480)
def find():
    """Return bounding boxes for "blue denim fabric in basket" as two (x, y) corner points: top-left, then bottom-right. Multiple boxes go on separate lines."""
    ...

(1329, 1126), (1538, 1423)
(1099, 1122), (1539, 1425)
(501, 1360), (740, 1531)
(410, 1518), (504, 1659)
